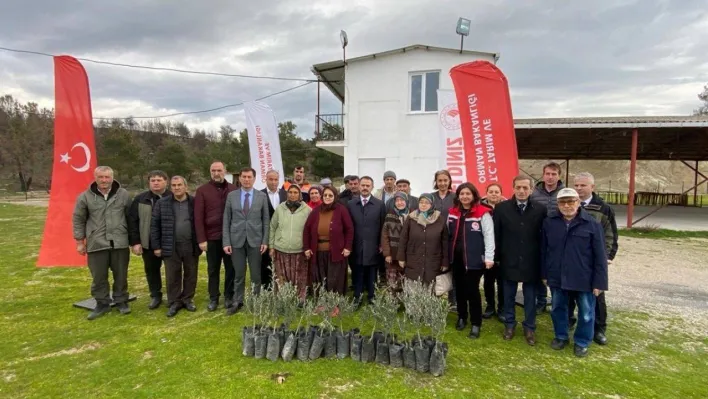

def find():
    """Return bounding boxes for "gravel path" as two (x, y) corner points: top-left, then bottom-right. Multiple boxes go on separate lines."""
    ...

(610, 236), (708, 336)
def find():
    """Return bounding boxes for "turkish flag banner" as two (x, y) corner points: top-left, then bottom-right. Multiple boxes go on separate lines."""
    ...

(37, 56), (97, 267)
(449, 61), (519, 196)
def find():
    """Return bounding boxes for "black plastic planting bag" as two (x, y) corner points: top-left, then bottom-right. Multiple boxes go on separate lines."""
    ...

(277, 328), (286, 355)
(242, 328), (256, 357)
(403, 345), (416, 370)
(266, 332), (281, 362)
(425, 336), (435, 356)
(351, 334), (363, 362)
(296, 331), (311, 361)
(429, 342), (447, 377)
(414, 343), (430, 373)
(372, 331), (385, 348)
(335, 331), (350, 359)
(254, 332), (268, 360)
(309, 334), (325, 360)
(361, 337), (375, 363)
(375, 341), (390, 365)
(281, 332), (297, 362)
(242, 326), (252, 344)
(324, 332), (337, 359)
(388, 342), (404, 368)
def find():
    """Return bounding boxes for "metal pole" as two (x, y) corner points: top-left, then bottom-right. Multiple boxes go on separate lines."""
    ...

(565, 159), (570, 185)
(342, 47), (346, 116)
(316, 80), (321, 138)
(694, 160), (699, 206)
(627, 128), (638, 228)
(460, 35), (464, 53)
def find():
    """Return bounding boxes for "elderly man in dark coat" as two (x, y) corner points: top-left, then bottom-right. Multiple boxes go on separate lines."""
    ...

(493, 176), (547, 346)
(541, 188), (608, 358)
(347, 176), (387, 308)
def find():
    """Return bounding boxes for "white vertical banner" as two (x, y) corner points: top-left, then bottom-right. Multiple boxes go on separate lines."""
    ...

(244, 101), (285, 190)
(437, 89), (467, 188)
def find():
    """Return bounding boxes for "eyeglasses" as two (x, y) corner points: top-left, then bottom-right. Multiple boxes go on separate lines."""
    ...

(323, 194), (334, 198)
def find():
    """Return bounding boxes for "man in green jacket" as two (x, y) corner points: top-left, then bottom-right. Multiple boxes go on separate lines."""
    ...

(72, 166), (132, 320)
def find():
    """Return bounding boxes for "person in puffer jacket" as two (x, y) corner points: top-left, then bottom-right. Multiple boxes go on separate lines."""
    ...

(447, 182), (495, 339)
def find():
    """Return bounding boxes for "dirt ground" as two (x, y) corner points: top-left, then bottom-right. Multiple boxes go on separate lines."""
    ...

(610, 236), (708, 336)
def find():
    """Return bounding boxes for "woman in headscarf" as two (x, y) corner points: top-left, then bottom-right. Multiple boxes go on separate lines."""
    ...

(269, 184), (311, 301)
(447, 183), (495, 339)
(381, 191), (410, 294)
(303, 186), (354, 295)
(480, 183), (506, 321)
(398, 193), (449, 285)
(307, 186), (323, 209)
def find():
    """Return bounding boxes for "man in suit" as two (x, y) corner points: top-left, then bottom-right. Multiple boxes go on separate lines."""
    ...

(347, 175), (387, 308)
(222, 167), (270, 315)
(493, 175), (547, 346)
(261, 169), (287, 290)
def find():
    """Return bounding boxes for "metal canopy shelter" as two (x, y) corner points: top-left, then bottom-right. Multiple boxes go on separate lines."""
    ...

(514, 116), (708, 228)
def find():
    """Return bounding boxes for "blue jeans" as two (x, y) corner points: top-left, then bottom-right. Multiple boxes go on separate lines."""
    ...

(503, 279), (537, 331)
(536, 280), (548, 307)
(551, 288), (596, 348)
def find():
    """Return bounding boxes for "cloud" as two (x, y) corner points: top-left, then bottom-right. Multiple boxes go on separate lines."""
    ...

(1, 0), (707, 137)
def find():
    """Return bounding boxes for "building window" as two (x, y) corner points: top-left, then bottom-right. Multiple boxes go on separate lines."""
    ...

(409, 71), (440, 112)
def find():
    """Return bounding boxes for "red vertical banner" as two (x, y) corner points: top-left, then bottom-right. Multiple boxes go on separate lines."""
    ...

(37, 56), (97, 267)
(449, 61), (519, 196)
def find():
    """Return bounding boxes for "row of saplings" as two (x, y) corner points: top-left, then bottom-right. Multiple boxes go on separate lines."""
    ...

(240, 279), (449, 376)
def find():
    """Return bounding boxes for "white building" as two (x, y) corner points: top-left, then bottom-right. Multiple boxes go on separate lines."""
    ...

(312, 44), (498, 195)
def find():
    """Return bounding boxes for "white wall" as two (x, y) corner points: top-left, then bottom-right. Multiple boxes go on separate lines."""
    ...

(343, 49), (496, 196)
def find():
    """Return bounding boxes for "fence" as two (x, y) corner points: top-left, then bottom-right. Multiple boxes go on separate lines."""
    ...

(597, 191), (705, 207)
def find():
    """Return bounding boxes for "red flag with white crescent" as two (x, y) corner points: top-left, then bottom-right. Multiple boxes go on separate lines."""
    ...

(449, 61), (519, 196)
(37, 56), (97, 267)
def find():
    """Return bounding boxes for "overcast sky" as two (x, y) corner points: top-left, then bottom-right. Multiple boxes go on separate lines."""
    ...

(1, 0), (706, 137)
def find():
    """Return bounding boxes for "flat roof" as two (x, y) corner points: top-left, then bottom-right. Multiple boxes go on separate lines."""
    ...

(311, 44), (499, 102)
(514, 116), (708, 160)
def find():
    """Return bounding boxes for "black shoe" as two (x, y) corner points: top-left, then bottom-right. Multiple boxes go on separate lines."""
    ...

(594, 331), (608, 345)
(224, 300), (234, 309)
(367, 298), (375, 306)
(116, 302), (131, 315)
(184, 301), (197, 312)
(503, 327), (515, 341)
(455, 318), (467, 331)
(148, 297), (162, 310)
(166, 305), (180, 318)
(536, 305), (547, 315)
(207, 300), (218, 312)
(469, 325), (481, 339)
(574, 344), (589, 357)
(87, 304), (111, 320)
(482, 307), (495, 319)
(497, 314), (507, 323)
(225, 303), (243, 316)
(551, 338), (569, 350)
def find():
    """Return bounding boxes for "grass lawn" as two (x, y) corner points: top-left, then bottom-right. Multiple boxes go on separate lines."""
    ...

(618, 228), (708, 239)
(1, 204), (706, 398)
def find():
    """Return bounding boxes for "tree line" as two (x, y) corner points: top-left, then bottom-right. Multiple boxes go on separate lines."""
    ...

(0, 94), (343, 192)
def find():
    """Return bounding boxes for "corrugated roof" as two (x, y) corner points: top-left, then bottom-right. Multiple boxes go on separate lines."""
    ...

(514, 115), (708, 128)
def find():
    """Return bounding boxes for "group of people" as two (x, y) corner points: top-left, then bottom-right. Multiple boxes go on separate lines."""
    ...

(72, 161), (616, 357)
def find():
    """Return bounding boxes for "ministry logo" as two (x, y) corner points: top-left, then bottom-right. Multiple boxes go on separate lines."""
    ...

(440, 103), (461, 131)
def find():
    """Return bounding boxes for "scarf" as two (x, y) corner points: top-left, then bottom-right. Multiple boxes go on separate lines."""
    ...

(410, 209), (440, 226)
(286, 200), (301, 213)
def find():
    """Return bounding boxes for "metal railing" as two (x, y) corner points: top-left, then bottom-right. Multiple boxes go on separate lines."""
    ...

(597, 191), (704, 207)
(315, 114), (344, 141)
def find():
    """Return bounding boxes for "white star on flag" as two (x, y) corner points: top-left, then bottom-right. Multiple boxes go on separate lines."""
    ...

(60, 153), (71, 163)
